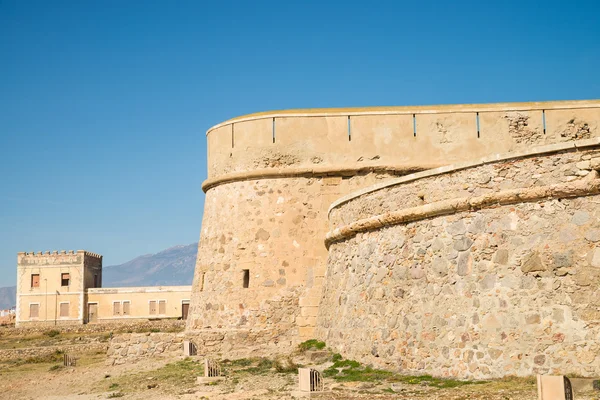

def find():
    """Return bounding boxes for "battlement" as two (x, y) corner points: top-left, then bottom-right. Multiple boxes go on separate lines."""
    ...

(17, 250), (102, 266)
(204, 99), (600, 187)
(81, 250), (102, 259)
(17, 250), (101, 257)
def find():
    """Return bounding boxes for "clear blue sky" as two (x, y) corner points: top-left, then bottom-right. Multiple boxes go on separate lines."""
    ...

(0, 0), (598, 287)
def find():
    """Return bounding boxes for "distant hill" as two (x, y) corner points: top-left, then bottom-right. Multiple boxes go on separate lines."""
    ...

(102, 243), (197, 287)
(0, 286), (16, 310)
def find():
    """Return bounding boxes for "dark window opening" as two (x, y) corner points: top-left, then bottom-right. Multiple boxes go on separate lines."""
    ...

(243, 269), (250, 288)
(31, 274), (40, 288)
(93, 274), (98, 288)
(61, 273), (70, 287)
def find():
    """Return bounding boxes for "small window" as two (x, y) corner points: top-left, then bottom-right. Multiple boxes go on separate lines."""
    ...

(200, 272), (205, 291)
(113, 302), (121, 316)
(93, 274), (98, 288)
(149, 301), (156, 315)
(29, 304), (39, 319)
(243, 269), (250, 288)
(31, 274), (40, 288)
(122, 301), (130, 316)
(60, 303), (69, 317)
(61, 273), (70, 287)
(158, 300), (166, 315)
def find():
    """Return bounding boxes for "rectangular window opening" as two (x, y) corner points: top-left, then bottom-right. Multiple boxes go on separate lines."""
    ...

(413, 114), (417, 137)
(31, 274), (40, 288)
(272, 118), (276, 143)
(158, 300), (166, 315)
(93, 274), (98, 288)
(347, 116), (351, 141)
(149, 300), (157, 315)
(231, 124), (235, 148)
(61, 273), (70, 287)
(60, 303), (69, 317)
(200, 272), (205, 291)
(542, 110), (547, 134)
(29, 303), (39, 319)
(122, 301), (130, 316)
(242, 269), (250, 288)
(476, 112), (480, 138)
(113, 301), (121, 316)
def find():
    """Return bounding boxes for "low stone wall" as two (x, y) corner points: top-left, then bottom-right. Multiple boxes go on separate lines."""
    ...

(0, 342), (108, 362)
(107, 332), (184, 365)
(107, 328), (297, 365)
(0, 320), (185, 338)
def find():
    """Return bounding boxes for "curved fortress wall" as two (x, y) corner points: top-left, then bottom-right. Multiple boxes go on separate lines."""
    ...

(188, 100), (600, 346)
(319, 142), (600, 379)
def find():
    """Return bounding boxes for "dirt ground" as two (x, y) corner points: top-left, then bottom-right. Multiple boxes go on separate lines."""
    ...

(0, 335), (598, 400)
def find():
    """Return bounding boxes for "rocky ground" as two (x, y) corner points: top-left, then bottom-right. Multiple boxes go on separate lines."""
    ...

(0, 334), (598, 399)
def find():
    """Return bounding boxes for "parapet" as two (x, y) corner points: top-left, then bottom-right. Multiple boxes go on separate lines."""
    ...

(79, 250), (102, 260)
(204, 99), (600, 189)
(17, 250), (102, 266)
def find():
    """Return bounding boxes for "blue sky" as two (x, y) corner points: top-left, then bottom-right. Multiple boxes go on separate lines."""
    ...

(0, 0), (598, 287)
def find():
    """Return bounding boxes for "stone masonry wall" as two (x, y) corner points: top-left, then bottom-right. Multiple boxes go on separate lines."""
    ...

(318, 146), (600, 379)
(0, 320), (185, 338)
(107, 329), (298, 365)
(329, 144), (600, 229)
(0, 343), (108, 362)
(187, 173), (404, 341)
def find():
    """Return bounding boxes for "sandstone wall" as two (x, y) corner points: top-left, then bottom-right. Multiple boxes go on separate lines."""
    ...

(190, 100), (600, 345)
(188, 173), (401, 341)
(317, 143), (600, 379)
(205, 101), (600, 181)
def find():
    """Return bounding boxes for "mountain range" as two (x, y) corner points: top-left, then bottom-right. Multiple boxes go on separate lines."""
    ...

(0, 243), (198, 310)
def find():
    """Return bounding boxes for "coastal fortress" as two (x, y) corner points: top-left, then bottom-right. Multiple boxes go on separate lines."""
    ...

(187, 100), (600, 378)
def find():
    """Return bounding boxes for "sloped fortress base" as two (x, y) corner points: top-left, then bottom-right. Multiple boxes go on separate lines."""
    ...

(317, 142), (600, 379)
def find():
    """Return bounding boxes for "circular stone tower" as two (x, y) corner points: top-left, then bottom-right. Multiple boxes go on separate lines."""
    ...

(186, 101), (600, 358)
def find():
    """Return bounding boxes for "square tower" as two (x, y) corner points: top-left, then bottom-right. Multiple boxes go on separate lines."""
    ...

(16, 250), (102, 326)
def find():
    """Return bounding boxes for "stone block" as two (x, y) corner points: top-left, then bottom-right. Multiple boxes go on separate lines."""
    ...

(300, 306), (319, 317)
(298, 327), (315, 339)
(299, 296), (321, 307)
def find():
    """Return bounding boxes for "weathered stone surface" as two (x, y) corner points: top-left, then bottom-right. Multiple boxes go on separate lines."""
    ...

(431, 257), (448, 277)
(521, 251), (545, 273)
(447, 221), (466, 236)
(572, 211), (590, 226)
(493, 249), (509, 265)
(317, 146), (600, 380)
(592, 248), (600, 267)
(585, 230), (600, 242)
(457, 252), (473, 276)
(453, 236), (473, 252)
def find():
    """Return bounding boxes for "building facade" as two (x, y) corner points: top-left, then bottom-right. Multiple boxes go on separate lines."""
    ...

(16, 250), (191, 326)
